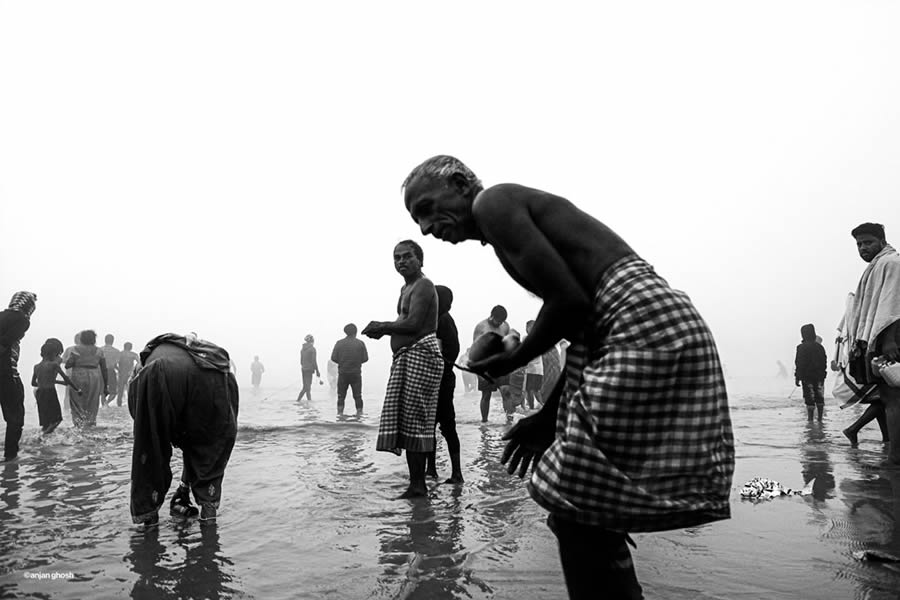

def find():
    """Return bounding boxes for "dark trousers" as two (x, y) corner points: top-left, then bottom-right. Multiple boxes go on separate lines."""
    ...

(548, 514), (644, 600)
(298, 369), (315, 401)
(129, 354), (239, 523)
(0, 374), (24, 459)
(435, 371), (460, 454)
(337, 372), (362, 411)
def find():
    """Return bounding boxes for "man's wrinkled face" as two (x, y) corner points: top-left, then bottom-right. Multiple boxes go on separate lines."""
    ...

(404, 176), (471, 245)
(855, 234), (885, 263)
(394, 243), (422, 278)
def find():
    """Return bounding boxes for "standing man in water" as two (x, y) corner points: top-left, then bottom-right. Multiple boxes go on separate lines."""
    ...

(99, 334), (121, 407)
(844, 222), (900, 466)
(330, 323), (369, 416)
(0, 292), (37, 462)
(401, 155), (734, 599)
(472, 305), (510, 422)
(363, 240), (442, 498)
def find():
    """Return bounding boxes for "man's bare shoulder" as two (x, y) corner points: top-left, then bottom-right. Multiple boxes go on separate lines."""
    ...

(473, 183), (543, 215)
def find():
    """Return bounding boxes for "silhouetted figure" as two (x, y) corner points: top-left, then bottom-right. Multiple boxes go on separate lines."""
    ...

(331, 324), (368, 416)
(31, 338), (78, 434)
(472, 305), (510, 423)
(65, 329), (108, 428)
(0, 292), (37, 461)
(425, 285), (463, 483)
(129, 333), (239, 527)
(794, 323), (827, 422)
(99, 334), (120, 406)
(296, 335), (321, 402)
(116, 342), (139, 406)
(250, 356), (265, 391)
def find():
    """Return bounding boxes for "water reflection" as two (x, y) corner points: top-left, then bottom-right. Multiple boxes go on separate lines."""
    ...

(126, 523), (236, 600)
(799, 423), (835, 502)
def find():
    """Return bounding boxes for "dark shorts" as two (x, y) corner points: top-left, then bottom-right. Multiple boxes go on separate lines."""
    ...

(525, 373), (543, 391)
(802, 381), (825, 406)
(478, 374), (509, 392)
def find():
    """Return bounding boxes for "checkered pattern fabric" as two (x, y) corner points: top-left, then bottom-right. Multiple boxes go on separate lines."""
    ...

(529, 255), (734, 532)
(376, 333), (443, 455)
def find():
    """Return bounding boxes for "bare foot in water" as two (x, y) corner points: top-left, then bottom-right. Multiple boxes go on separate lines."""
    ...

(399, 484), (427, 499)
(444, 473), (464, 485)
(425, 469), (439, 479)
(843, 428), (859, 447)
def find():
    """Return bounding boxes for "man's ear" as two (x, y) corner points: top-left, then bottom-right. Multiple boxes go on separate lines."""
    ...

(449, 172), (472, 194)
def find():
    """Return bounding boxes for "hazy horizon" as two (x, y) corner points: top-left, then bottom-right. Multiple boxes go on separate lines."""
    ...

(2, 1), (899, 391)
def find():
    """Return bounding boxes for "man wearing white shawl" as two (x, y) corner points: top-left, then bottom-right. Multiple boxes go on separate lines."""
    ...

(846, 222), (900, 466)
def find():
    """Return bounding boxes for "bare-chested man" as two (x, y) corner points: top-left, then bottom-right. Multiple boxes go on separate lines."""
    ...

(402, 156), (734, 600)
(363, 240), (443, 498)
(472, 305), (510, 422)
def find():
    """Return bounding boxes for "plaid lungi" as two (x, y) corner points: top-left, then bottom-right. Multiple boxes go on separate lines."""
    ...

(529, 255), (734, 532)
(376, 333), (443, 455)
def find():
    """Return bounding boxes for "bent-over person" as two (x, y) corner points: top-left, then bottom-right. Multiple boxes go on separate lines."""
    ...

(129, 333), (239, 527)
(402, 155), (734, 600)
(363, 240), (442, 499)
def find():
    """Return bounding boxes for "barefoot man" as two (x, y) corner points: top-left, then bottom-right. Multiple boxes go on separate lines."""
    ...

(363, 240), (442, 498)
(402, 156), (734, 599)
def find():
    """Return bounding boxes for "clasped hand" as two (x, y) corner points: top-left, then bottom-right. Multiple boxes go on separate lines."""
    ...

(466, 350), (517, 382)
(361, 321), (386, 339)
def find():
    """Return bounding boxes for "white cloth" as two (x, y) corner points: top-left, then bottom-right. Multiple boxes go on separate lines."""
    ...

(847, 245), (900, 350)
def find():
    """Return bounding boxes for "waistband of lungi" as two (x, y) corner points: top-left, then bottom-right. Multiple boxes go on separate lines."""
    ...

(592, 254), (678, 315)
(72, 365), (98, 369)
(392, 332), (440, 361)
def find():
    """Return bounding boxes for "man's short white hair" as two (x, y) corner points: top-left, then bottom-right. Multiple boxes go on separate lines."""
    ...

(402, 155), (482, 192)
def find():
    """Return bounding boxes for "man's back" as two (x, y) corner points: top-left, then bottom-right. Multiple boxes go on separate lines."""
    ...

(332, 337), (368, 374)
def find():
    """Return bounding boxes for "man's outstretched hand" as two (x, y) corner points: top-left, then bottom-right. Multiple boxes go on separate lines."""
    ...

(501, 412), (555, 479)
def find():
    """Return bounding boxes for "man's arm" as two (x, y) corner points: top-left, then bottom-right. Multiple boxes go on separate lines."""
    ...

(361, 342), (368, 364)
(55, 363), (79, 390)
(31, 365), (38, 387)
(471, 187), (591, 373)
(331, 343), (340, 365)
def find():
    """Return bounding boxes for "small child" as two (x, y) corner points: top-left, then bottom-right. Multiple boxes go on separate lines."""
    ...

(32, 338), (80, 434)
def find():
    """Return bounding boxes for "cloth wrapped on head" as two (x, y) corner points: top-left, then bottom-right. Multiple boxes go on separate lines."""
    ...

(8, 291), (37, 317)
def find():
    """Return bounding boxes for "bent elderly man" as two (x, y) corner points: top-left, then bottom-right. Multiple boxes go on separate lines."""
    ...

(401, 156), (734, 600)
(363, 240), (442, 499)
(129, 333), (239, 527)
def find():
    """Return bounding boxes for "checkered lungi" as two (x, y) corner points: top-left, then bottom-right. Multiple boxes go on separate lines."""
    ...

(376, 333), (443, 455)
(529, 255), (734, 532)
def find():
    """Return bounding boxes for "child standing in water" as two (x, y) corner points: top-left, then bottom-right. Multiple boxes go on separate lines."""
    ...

(32, 338), (80, 434)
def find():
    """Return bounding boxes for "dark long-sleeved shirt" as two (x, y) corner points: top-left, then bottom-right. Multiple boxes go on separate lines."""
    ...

(0, 309), (31, 376)
(795, 341), (827, 383)
(330, 337), (369, 375)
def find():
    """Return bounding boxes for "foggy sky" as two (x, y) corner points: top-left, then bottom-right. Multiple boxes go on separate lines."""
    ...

(2, 1), (899, 390)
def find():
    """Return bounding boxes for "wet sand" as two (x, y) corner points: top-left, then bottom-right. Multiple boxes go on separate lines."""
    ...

(2, 376), (900, 599)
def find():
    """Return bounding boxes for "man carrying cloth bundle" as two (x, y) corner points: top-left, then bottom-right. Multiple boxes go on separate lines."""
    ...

(845, 222), (900, 467)
(363, 240), (443, 499)
(129, 332), (239, 527)
(401, 155), (734, 600)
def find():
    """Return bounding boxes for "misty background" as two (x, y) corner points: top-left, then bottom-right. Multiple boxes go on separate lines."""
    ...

(2, 1), (898, 393)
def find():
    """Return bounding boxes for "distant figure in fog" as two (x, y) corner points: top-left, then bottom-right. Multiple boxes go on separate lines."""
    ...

(129, 333), (239, 527)
(330, 324), (368, 416)
(66, 329), (108, 428)
(775, 360), (789, 379)
(116, 342), (139, 406)
(100, 334), (121, 406)
(0, 291), (37, 462)
(32, 338), (79, 434)
(794, 323), (827, 422)
(363, 240), (442, 498)
(250, 356), (265, 391)
(297, 335), (321, 402)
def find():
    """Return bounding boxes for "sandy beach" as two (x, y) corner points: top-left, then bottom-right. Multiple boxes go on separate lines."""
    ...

(2, 376), (900, 600)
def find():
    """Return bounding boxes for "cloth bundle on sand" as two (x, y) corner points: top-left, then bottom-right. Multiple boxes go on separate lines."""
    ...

(847, 244), (900, 353)
(529, 255), (734, 533)
(376, 334), (442, 455)
(739, 477), (814, 502)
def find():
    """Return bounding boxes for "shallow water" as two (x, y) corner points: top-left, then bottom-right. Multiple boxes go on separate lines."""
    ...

(2, 376), (900, 599)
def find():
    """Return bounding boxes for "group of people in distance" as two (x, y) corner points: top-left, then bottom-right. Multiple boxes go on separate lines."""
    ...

(9, 155), (896, 600)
